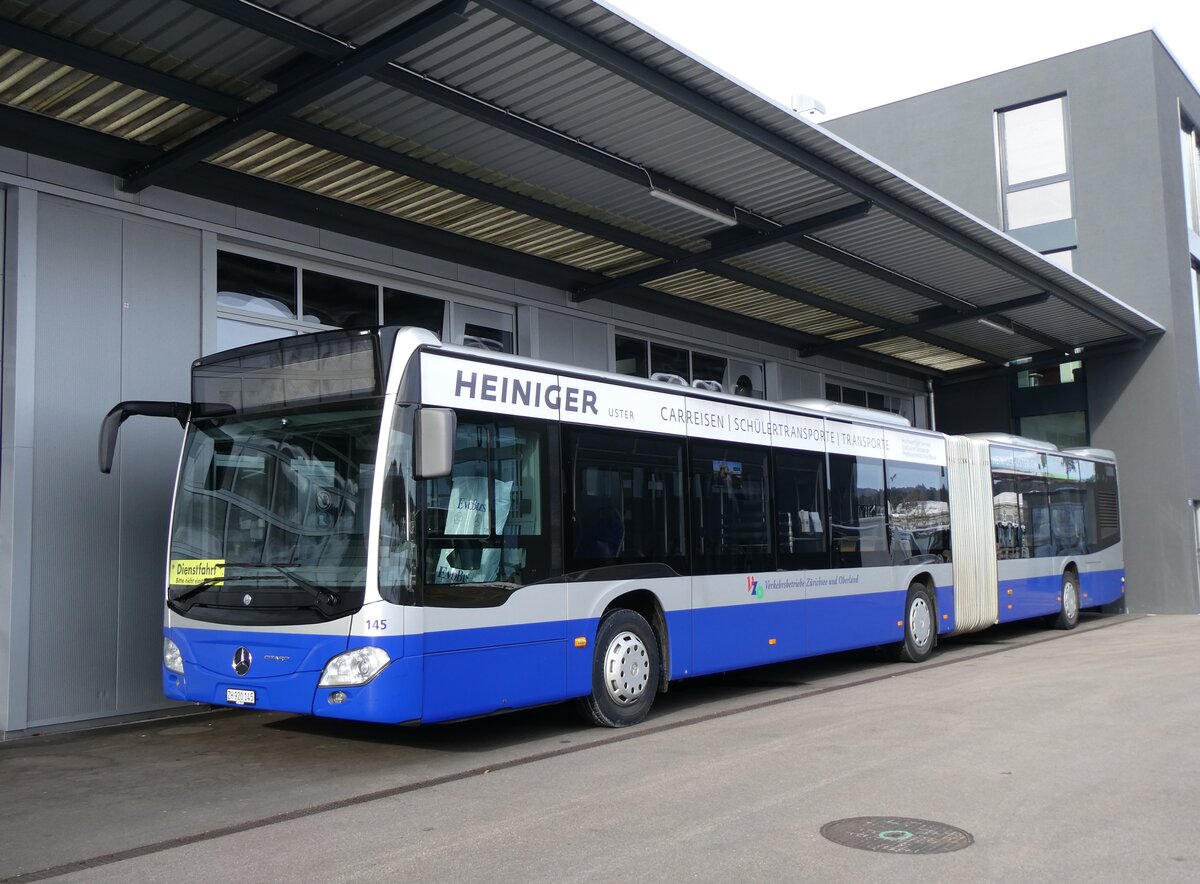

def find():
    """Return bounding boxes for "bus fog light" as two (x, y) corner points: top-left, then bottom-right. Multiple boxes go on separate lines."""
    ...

(328, 690), (348, 705)
(163, 638), (185, 675)
(319, 647), (390, 687)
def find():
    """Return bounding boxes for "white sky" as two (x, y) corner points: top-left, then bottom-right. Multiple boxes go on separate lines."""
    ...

(603, 0), (1200, 118)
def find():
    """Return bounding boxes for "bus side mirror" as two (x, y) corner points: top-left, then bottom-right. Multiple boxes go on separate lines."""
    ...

(98, 400), (190, 474)
(414, 407), (456, 479)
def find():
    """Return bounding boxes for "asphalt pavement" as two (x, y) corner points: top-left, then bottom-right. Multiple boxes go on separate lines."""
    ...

(1, 613), (1196, 883)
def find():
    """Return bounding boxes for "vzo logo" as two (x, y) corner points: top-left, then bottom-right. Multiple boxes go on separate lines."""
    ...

(746, 576), (763, 599)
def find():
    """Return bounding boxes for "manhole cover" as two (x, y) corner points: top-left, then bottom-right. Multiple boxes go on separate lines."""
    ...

(820, 817), (973, 854)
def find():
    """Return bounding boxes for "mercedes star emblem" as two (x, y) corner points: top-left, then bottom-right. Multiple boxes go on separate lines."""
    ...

(243, 593), (253, 606)
(232, 647), (252, 676)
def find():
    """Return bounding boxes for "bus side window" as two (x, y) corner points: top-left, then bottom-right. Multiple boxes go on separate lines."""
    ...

(774, 450), (828, 571)
(829, 454), (889, 568)
(564, 428), (687, 574)
(886, 461), (950, 565)
(422, 414), (551, 600)
(689, 442), (772, 575)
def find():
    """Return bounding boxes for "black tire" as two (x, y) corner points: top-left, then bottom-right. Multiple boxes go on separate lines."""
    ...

(578, 609), (660, 728)
(1054, 570), (1081, 630)
(896, 583), (936, 663)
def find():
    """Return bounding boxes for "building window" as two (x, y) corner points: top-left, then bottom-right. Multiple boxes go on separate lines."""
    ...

(1041, 249), (1074, 272)
(214, 249), (486, 355)
(825, 382), (913, 420)
(615, 334), (763, 397)
(997, 96), (1076, 255)
(1016, 360), (1082, 388)
(1183, 117), (1200, 238)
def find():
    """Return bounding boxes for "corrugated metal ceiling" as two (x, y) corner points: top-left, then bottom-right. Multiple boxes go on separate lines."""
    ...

(0, 0), (1164, 379)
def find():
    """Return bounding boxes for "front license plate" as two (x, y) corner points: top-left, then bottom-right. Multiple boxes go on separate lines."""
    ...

(226, 688), (256, 706)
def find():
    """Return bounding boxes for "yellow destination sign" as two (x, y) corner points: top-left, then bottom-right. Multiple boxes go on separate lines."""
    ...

(169, 559), (225, 586)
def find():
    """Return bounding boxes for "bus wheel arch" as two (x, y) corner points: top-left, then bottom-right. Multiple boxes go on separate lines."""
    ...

(601, 589), (669, 692)
(579, 604), (662, 727)
(1054, 566), (1081, 630)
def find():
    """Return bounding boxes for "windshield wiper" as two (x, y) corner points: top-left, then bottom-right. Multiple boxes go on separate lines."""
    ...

(169, 564), (338, 608)
(170, 573), (265, 604)
(268, 564), (338, 607)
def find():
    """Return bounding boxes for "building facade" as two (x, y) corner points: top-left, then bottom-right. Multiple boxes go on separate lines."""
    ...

(830, 31), (1200, 616)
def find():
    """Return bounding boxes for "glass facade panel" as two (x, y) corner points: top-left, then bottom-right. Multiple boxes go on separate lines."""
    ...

(216, 318), (294, 352)
(615, 335), (648, 378)
(691, 351), (727, 392)
(1018, 412), (1088, 449)
(1041, 249), (1074, 271)
(1006, 180), (1072, 228)
(302, 270), (379, 328)
(650, 342), (690, 385)
(382, 288), (445, 336)
(462, 322), (513, 353)
(1002, 98), (1068, 184)
(1183, 122), (1200, 235)
(217, 252), (297, 319)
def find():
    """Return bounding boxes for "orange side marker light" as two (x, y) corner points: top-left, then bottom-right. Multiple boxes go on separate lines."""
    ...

(574, 637), (587, 648)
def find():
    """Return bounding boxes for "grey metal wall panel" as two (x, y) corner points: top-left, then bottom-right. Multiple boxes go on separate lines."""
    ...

(116, 219), (199, 713)
(537, 309), (608, 371)
(29, 198), (123, 724)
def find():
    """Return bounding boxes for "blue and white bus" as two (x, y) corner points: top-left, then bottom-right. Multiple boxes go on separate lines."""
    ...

(99, 326), (1124, 727)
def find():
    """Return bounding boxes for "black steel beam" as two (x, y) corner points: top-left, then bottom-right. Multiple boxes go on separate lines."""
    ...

(478, 0), (1150, 343)
(122, 0), (469, 193)
(572, 201), (871, 301)
(790, 234), (974, 312)
(1007, 320), (1074, 353)
(798, 293), (1051, 357)
(180, 0), (761, 229)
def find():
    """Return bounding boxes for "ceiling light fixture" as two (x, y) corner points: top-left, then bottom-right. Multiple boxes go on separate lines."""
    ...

(978, 315), (1015, 335)
(648, 187), (739, 227)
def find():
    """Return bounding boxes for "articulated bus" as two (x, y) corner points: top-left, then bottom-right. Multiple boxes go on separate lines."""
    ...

(99, 326), (1124, 727)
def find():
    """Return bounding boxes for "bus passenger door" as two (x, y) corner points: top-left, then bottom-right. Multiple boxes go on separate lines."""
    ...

(418, 415), (567, 723)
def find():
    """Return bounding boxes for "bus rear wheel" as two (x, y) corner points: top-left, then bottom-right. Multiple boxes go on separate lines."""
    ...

(579, 608), (660, 728)
(896, 583), (935, 663)
(1053, 570), (1081, 630)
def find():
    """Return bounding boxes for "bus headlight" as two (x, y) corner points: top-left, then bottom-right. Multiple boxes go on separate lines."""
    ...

(319, 647), (390, 687)
(163, 638), (185, 675)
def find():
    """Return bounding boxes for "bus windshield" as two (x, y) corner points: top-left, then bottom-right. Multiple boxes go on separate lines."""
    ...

(168, 403), (382, 623)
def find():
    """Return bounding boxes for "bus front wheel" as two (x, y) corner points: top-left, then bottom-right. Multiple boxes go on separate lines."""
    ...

(1053, 571), (1081, 630)
(579, 608), (660, 728)
(896, 583), (935, 663)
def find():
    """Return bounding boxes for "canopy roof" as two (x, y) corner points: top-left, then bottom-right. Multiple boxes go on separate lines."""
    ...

(0, 0), (1164, 379)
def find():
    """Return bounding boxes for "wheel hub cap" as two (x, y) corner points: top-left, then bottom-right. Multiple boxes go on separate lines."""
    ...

(603, 631), (650, 705)
(910, 597), (932, 648)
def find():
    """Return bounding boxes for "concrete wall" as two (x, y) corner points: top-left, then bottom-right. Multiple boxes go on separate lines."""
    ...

(831, 32), (1200, 613)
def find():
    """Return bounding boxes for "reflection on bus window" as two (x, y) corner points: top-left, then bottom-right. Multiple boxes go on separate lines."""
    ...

(690, 444), (772, 575)
(565, 429), (687, 574)
(422, 415), (549, 604)
(830, 454), (889, 568)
